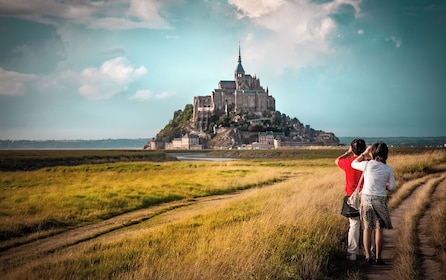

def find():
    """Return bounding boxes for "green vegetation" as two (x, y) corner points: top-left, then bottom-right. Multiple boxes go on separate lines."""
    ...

(156, 104), (194, 141)
(155, 102), (316, 141)
(0, 160), (290, 242)
(1, 148), (445, 279)
(0, 150), (176, 171)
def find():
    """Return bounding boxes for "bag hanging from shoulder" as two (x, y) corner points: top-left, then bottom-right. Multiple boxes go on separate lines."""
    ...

(347, 187), (361, 210)
(347, 162), (367, 210)
(341, 195), (359, 217)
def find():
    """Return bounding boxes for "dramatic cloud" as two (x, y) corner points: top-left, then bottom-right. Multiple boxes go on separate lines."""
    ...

(0, 0), (171, 30)
(77, 57), (148, 100)
(0, 67), (36, 96)
(229, 0), (362, 72)
(229, 0), (285, 18)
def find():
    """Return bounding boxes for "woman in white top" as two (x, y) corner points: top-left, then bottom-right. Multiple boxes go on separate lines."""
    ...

(351, 141), (396, 265)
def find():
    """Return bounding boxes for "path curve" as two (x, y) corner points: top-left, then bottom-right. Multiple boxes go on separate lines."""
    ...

(361, 173), (446, 279)
(1, 171), (445, 279)
(0, 193), (241, 277)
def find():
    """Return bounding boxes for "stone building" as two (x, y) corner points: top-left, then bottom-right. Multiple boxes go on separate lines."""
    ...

(193, 47), (276, 131)
(165, 133), (202, 150)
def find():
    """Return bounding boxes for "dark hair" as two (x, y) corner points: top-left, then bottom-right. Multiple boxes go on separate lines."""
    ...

(351, 138), (366, 156)
(371, 141), (388, 164)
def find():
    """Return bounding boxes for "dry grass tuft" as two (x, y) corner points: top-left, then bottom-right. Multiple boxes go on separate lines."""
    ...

(1, 149), (445, 279)
(390, 176), (445, 279)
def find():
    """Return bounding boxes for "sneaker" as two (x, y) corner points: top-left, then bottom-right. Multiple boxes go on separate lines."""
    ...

(347, 254), (357, 261)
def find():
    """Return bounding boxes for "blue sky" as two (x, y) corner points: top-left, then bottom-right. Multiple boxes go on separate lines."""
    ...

(0, 0), (445, 140)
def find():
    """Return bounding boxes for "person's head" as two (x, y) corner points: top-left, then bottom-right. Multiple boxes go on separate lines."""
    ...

(351, 138), (366, 156)
(371, 141), (388, 163)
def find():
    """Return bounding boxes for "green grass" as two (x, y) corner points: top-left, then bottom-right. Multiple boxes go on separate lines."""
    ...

(1, 148), (445, 279)
(0, 160), (292, 242)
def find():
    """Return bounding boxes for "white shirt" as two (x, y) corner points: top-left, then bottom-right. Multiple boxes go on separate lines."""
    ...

(351, 159), (396, 196)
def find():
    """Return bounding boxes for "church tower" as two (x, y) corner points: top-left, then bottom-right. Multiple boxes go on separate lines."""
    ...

(193, 44), (276, 131)
(234, 44), (245, 89)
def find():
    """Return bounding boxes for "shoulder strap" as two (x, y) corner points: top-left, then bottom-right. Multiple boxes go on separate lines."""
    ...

(356, 161), (368, 192)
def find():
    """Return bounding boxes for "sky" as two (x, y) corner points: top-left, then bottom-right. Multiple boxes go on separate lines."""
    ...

(0, 0), (445, 140)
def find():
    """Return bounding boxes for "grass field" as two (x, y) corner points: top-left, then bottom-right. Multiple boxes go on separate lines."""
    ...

(1, 147), (445, 279)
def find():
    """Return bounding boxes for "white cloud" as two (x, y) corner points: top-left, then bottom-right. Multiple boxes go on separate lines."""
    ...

(77, 57), (148, 100)
(228, 0), (362, 73)
(386, 36), (402, 48)
(228, 0), (285, 18)
(154, 91), (175, 99)
(0, 67), (36, 96)
(358, 29), (364, 35)
(0, 0), (171, 30)
(130, 89), (153, 100)
(129, 89), (174, 101)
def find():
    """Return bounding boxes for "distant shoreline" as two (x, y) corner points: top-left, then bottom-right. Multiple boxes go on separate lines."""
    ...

(1, 137), (445, 150)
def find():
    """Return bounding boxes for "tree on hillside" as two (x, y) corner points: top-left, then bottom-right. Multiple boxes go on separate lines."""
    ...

(156, 104), (193, 142)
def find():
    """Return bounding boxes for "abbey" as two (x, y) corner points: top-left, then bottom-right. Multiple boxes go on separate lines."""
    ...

(145, 46), (340, 150)
(193, 47), (276, 131)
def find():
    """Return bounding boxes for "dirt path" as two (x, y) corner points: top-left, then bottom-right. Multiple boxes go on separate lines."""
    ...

(0, 193), (241, 277)
(418, 177), (445, 280)
(359, 173), (446, 280)
(1, 171), (445, 279)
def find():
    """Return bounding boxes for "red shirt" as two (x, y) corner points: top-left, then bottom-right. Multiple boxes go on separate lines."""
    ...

(337, 156), (363, 196)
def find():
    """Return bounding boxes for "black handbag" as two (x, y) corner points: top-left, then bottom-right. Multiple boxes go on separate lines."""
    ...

(341, 164), (366, 217)
(341, 195), (359, 217)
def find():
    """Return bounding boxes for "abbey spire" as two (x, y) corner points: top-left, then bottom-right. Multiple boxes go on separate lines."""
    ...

(235, 43), (245, 77)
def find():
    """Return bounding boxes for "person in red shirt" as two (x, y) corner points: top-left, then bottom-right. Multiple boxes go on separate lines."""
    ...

(336, 138), (366, 261)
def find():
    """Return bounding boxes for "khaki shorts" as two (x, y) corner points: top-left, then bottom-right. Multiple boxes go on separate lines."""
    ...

(360, 194), (392, 230)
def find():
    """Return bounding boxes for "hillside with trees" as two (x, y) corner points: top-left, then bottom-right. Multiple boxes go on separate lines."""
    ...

(152, 104), (339, 149)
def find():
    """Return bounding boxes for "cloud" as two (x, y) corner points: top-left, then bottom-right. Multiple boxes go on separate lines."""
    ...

(228, 0), (285, 18)
(129, 89), (174, 101)
(0, 0), (171, 30)
(77, 57), (148, 100)
(385, 36), (402, 48)
(0, 67), (36, 96)
(130, 89), (153, 100)
(228, 0), (362, 73)
(153, 91), (175, 99)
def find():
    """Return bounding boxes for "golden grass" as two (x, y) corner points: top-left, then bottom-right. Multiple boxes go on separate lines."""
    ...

(390, 175), (445, 280)
(1, 149), (446, 279)
(3, 160), (348, 279)
(0, 161), (291, 243)
(425, 178), (446, 279)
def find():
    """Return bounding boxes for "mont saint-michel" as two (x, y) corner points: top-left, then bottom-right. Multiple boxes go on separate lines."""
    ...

(146, 47), (339, 150)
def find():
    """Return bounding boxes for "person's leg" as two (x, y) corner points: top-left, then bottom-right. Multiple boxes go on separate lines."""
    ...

(375, 228), (383, 260)
(370, 229), (376, 259)
(363, 229), (372, 259)
(347, 216), (361, 260)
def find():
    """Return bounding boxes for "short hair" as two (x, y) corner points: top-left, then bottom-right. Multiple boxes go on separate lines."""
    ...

(351, 138), (366, 155)
(371, 141), (388, 164)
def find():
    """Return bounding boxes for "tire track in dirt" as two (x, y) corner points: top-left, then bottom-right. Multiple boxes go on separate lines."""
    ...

(361, 172), (446, 280)
(417, 176), (446, 280)
(0, 193), (241, 276)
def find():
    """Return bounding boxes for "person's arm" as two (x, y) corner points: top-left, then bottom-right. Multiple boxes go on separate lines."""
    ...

(387, 168), (396, 191)
(335, 146), (352, 165)
(351, 145), (371, 170)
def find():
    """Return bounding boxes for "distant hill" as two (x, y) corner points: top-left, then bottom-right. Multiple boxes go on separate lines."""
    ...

(1, 137), (444, 150)
(0, 139), (151, 150)
(338, 137), (446, 147)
